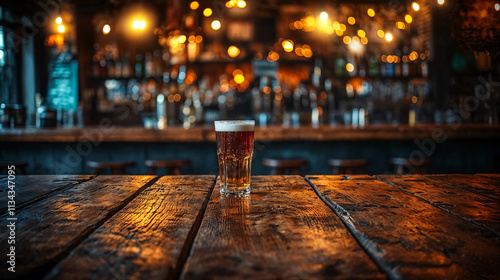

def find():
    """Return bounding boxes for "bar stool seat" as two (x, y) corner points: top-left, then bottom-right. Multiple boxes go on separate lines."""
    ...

(389, 157), (432, 175)
(328, 159), (369, 174)
(0, 161), (28, 174)
(145, 159), (191, 175)
(86, 161), (135, 175)
(263, 158), (308, 175)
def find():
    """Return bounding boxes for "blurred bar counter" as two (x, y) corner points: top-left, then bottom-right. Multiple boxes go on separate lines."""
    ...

(2, 124), (500, 142)
(1, 124), (499, 175)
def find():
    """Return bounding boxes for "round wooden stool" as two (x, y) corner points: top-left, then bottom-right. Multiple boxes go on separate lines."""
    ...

(327, 159), (369, 175)
(0, 161), (28, 174)
(86, 161), (135, 175)
(263, 158), (308, 175)
(389, 157), (432, 175)
(145, 159), (191, 175)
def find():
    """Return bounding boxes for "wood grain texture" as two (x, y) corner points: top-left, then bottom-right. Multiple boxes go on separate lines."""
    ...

(44, 176), (216, 280)
(0, 175), (94, 215)
(307, 175), (500, 280)
(2, 124), (500, 142)
(424, 174), (500, 200)
(181, 176), (383, 280)
(377, 175), (500, 237)
(0, 175), (157, 278)
(476, 173), (500, 183)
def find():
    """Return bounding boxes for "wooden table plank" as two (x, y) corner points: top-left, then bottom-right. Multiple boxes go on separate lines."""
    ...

(377, 175), (500, 237)
(0, 175), (94, 215)
(44, 176), (216, 280)
(181, 176), (384, 280)
(476, 173), (500, 182)
(307, 175), (500, 279)
(0, 175), (157, 279)
(424, 174), (500, 200)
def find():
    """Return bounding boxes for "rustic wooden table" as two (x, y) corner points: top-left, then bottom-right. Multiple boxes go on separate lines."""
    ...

(1, 174), (499, 279)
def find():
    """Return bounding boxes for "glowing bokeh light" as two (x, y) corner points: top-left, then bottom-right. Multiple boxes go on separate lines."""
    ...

(57, 24), (65, 33)
(282, 40), (294, 52)
(227, 46), (240, 58)
(190, 1), (199, 10)
(385, 32), (393, 42)
(102, 24), (110, 35)
(203, 8), (212, 17)
(412, 2), (420, 11)
(211, 20), (221, 30)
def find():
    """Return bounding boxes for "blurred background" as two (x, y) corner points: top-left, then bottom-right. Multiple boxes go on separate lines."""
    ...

(0, 0), (499, 175)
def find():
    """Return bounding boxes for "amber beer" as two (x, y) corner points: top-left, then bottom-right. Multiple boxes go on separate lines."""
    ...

(215, 120), (255, 196)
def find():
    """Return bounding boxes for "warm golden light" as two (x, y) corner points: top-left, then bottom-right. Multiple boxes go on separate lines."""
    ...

(55, 17), (62, 24)
(211, 20), (221, 30)
(405, 14), (413, 24)
(437, 0), (445, 5)
(195, 35), (203, 43)
(346, 63), (354, 72)
(361, 37), (368, 44)
(347, 17), (356, 25)
(227, 46), (240, 58)
(339, 24), (346, 31)
(268, 51), (280, 62)
(203, 8), (212, 17)
(234, 74), (245, 84)
(102, 24), (110, 35)
(385, 32), (393, 42)
(132, 20), (146, 30)
(295, 46), (303, 56)
(178, 35), (187, 43)
(233, 69), (243, 76)
(343, 36), (351, 44)
(357, 29), (366, 38)
(367, 9), (375, 17)
(190, 1), (199, 10)
(319, 11), (328, 21)
(495, 3), (500, 11)
(396, 21), (406, 29)
(188, 35), (195, 42)
(387, 55), (394, 63)
(282, 40), (294, 52)
(332, 21), (340, 30)
(57, 24), (65, 33)
(377, 30), (385, 38)
(302, 45), (312, 58)
(410, 51), (418, 61)
(335, 29), (343, 36)
(412, 2), (420, 11)
(237, 0), (246, 8)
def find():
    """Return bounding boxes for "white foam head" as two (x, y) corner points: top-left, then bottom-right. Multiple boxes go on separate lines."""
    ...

(214, 120), (255, 132)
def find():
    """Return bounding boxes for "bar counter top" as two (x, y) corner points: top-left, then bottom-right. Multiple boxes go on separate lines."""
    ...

(1, 174), (499, 279)
(1, 124), (500, 142)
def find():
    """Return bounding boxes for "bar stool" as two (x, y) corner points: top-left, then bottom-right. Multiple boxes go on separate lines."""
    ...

(263, 158), (308, 175)
(327, 159), (369, 175)
(389, 157), (432, 175)
(0, 161), (28, 174)
(86, 161), (135, 175)
(144, 159), (191, 175)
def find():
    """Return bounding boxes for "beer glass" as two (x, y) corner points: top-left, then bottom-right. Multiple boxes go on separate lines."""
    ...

(215, 120), (255, 196)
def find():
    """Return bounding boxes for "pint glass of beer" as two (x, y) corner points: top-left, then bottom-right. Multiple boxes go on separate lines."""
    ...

(215, 120), (255, 196)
